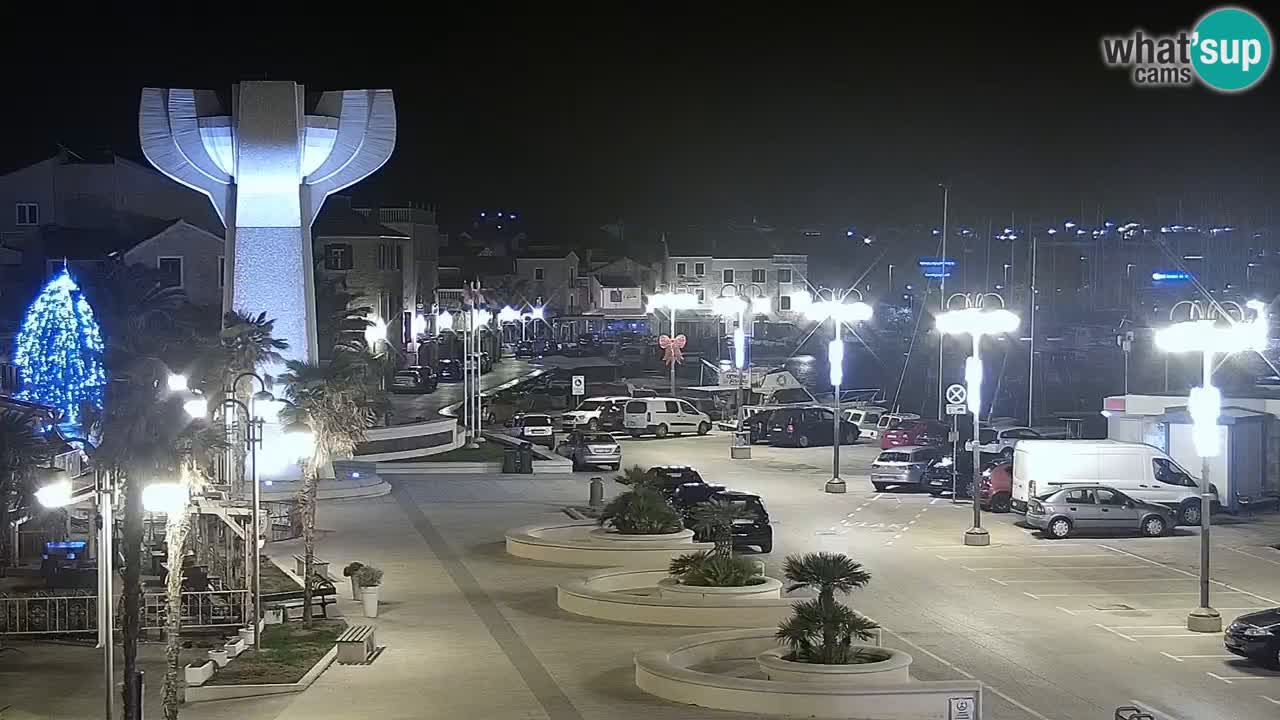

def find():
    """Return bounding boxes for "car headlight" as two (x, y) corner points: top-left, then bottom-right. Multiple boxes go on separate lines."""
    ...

(937, 456), (953, 467)
(1243, 626), (1271, 637)
(981, 468), (992, 478)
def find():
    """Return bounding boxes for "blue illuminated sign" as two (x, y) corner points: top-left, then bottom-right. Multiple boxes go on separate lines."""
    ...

(1152, 270), (1192, 282)
(918, 257), (957, 279)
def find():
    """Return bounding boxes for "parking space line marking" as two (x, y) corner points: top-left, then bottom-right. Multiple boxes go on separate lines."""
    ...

(1105, 625), (1188, 629)
(1027, 590), (1250, 597)
(1056, 606), (1078, 615)
(962, 565), (1145, 571)
(1168, 654), (1236, 660)
(1160, 651), (1184, 662)
(1262, 696), (1280, 705)
(997, 577), (1185, 584)
(1099, 544), (1280, 605)
(930, 497), (941, 504)
(1023, 591), (1041, 599)
(1225, 546), (1280, 568)
(1096, 624), (1137, 642)
(1094, 606), (1265, 612)
(1208, 672), (1275, 682)
(873, 492), (884, 500)
(986, 687), (1055, 720)
(1130, 633), (1220, 638)
(989, 577), (1009, 586)
(1209, 672), (1235, 684)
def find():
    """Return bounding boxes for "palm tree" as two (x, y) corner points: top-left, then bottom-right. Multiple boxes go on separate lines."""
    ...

(0, 409), (53, 573)
(218, 310), (288, 492)
(776, 552), (879, 664)
(279, 357), (373, 626)
(688, 498), (755, 556)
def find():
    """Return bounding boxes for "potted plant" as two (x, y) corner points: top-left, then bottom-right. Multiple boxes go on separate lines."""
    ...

(772, 552), (884, 667)
(597, 487), (682, 535)
(356, 565), (384, 618)
(667, 550), (765, 587)
(614, 464), (651, 487)
(343, 562), (365, 600)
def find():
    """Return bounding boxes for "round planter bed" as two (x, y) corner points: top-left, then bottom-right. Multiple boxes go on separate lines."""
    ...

(635, 628), (981, 719)
(756, 646), (911, 684)
(656, 576), (783, 601)
(505, 522), (711, 567)
(558, 568), (793, 626)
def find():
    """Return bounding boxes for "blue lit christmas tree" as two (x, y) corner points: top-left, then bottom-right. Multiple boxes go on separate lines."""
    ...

(14, 266), (106, 428)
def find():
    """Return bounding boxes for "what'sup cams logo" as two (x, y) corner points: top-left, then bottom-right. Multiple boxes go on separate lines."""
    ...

(1101, 6), (1272, 92)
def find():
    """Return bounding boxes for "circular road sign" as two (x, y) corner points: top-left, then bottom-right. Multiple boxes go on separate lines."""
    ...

(945, 383), (967, 405)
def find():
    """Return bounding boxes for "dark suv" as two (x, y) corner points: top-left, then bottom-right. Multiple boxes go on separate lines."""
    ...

(767, 407), (860, 447)
(669, 486), (773, 554)
(637, 465), (708, 498)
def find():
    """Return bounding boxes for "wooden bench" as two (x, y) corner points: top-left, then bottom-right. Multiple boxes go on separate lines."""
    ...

(336, 624), (377, 664)
(293, 555), (330, 579)
(263, 576), (338, 620)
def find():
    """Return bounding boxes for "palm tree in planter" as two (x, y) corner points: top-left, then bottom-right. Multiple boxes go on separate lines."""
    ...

(776, 552), (881, 664)
(667, 498), (763, 587)
(688, 498), (755, 556)
(597, 487), (682, 535)
(613, 464), (651, 487)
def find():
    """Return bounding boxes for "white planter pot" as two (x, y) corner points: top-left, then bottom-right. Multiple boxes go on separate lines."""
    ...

(756, 646), (912, 685)
(184, 661), (215, 686)
(657, 576), (783, 601)
(349, 577), (360, 600)
(208, 649), (230, 668)
(238, 627), (255, 646)
(224, 638), (245, 658)
(361, 586), (380, 618)
(263, 608), (283, 625)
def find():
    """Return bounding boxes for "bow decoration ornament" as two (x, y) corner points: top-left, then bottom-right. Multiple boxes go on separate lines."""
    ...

(658, 334), (687, 366)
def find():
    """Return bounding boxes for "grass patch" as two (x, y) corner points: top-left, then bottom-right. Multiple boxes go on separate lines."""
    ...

(258, 556), (302, 594)
(410, 443), (512, 463)
(208, 620), (345, 685)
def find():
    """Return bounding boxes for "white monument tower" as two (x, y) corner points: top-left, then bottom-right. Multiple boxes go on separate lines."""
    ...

(139, 81), (396, 366)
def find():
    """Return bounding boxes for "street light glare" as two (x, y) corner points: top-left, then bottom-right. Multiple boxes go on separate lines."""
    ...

(35, 479), (73, 508)
(750, 297), (772, 314)
(648, 292), (699, 312)
(142, 482), (188, 514)
(364, 317), (388, 347)
(806, 300), (873, 323)
(183, 398), (209, 419)
(529, 306), (545, 320)
(498, 306), (521, 323)
(936, 308), (1020, 336)
(712, 295), (746, 316)
(166, 374), (188, 392)
(437, 310), (454, 332)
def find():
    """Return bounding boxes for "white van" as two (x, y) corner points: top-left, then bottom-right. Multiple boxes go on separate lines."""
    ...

(623, 398), (712, 438)
(1011, 440), (1215, 524)
(843, 406), (887, 440)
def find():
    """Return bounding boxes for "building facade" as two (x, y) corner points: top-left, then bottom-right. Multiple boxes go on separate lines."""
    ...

(662, 253), (809, 317)
(314, 199), (412, 350)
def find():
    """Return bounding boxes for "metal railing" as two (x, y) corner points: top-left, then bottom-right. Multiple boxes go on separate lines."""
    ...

(1, 589), (249, 637)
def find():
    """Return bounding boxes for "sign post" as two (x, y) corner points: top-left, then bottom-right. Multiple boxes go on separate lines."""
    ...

(945, 384), (967, 502)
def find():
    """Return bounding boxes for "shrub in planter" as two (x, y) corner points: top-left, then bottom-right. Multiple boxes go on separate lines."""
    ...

(343, 562), (365, 599)
(614, 464), (651, 487)
(597, 487), (682, 535)
(355, 565), (383, 588)
(668, 550), (765, 587)
(775, 552), (881, 664)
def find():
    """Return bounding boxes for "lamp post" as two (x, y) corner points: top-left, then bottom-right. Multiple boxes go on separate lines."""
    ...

(498, 306), (521, 345)
(713, 295), (771, 443)
(647, 292), (699, 395)
(1155, 299), (1267, 633)
(471, 308), (492, 446)
(228, 372), (272, 646)
(936, 295), (1020, 546)
(804, 290), (873, 494)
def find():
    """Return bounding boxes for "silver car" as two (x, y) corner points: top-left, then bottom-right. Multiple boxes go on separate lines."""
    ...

(870, 446), (944, 492)
(1026, 485), (1175, 539)
(556, 432), (622, 470)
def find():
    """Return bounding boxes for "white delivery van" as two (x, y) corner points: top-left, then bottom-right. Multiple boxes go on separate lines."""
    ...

(844, 406), (887, 440)
(623, 398), (712, 438)
(1011, 440), (1215, 524)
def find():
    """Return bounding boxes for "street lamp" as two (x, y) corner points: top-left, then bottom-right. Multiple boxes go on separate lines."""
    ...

(648, 292), (699, 395)
(364, 317), (387, 351)
(805, 290), (873, 493)
(936, 298), (1020, 546)
(1155, 299), (1268, 633)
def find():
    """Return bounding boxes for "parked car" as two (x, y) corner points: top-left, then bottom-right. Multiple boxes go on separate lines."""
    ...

(437, 358), (463, 382)
(670, 488), (773, 553)
(880, 419), (949, 449)
(515, 341), (536, 358)
(843, 406), (887, 441)
(977, 425), (1043, 458)
(623, 398), (712, 438)
(560, 396), (631, 431)
(767, 407), (860, 447)
(556, 431), (622, 470)
(512, 413), (555, 447)
(978, 460), (1014, 512)
(746, 409), (776, 444)
(390, 365), (438, 394)
(924, 452), (974, 498)
(1225, 608), (1280, 668)
(1011, 440), (1217, 523)
(637, 465), (709, 498)
(501, 342), (517, 358)
(598, 402), (626, 431)
(870, 446), (946, 491)
(1025, 485), (1175, 539)
(875, 412), (921, 434)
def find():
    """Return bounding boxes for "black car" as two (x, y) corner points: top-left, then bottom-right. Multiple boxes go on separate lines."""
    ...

(515, 341), (536, 358)
(437, 358), (462, 382)
(670, 487), (773, 554)
(390, 366), (438, 394)
(598, 401), (625, 431)
(925, 452), (975, 497)
(1225, 608), (1280, 668)
(767, 406), (860, 447)
(746, 410), (775, 444)
(641, 465), (708, 498)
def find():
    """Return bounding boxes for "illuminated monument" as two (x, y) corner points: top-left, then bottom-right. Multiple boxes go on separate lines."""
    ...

(139, 82), (396, 366)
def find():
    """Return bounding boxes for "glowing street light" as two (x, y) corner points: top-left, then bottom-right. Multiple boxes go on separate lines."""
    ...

(805, 291), (873, 493)
(183, 398), (209, 419)
(142, 482), (188, 514)
(936, 300), (1020, 546)
(364, 317), (388, 350)
(437, 310), (454, 333)
(648, 292), (699, 394)
(35, 478), (74, 508)
(1154, 299), (1268, 633)
(166, 374), (188, 392)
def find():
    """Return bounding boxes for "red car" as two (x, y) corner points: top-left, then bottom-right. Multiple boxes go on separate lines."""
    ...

(978, 460), (1014, 512)
(880, 419), (948, 449)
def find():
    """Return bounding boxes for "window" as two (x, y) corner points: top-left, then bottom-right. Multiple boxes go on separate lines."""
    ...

(679, 401), (698, 414)
(1152, 458), (1196, 487)
(157, 257), (183, 288)
(722, 268), (734, 284)
(676, 262), (687, 276)
(535, 267), (545, 281)
(778, 268), (793, 283)
(325, 244), (353, 270)
(218, 256), (225, 288)
(1062, 488), (1095, 504)
(609, 289), (623, 303)
(1007, 428), (1042, 439)
(625, 401), (646, 413)
(779, 295), (792, 310)
(979, 429), (998, 444)
(663, 401), (680, 414)
(569, 267), (576, 284)
(864, 412), (881, 425)
(694, 262), (705, 276)
(396, 244), (403, 271)
(751, 268), (766, 283)
(695, 288), (706, 303)
(15, 203), (38, 226)
(1095, 488), (1127, 506)
(377, 243), (402, 270)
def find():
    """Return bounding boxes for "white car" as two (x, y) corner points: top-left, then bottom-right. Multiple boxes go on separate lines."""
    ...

(623, 397), (712, 438)
(512, 413), (555, 447)
(559, 396), (631, 431)
(977, 426), (1042, 458)
(843, 406), (887, 440)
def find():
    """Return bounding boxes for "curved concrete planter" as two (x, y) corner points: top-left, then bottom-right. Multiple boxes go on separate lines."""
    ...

(756, 647), (910, 685)
(506, 522), (711, 567)
(558, 568), (794, 626)
(635, 628), (982, 719)
(656, 576), (783, 601)
(185, 646), (338, 703)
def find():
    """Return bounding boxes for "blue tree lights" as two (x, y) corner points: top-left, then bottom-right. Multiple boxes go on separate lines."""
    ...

(14, 267), (106, 427)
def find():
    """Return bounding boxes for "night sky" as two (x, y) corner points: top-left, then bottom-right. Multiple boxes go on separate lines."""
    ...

(4, 5), (1278, 240)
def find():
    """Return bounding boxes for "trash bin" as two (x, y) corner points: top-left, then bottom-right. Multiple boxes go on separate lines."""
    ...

(730, 430), (752, 460)
(502, 448), (519, 473)
(518, 442), (535, 474)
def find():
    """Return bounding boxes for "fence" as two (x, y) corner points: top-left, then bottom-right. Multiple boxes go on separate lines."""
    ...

(0, 589), (249, 637)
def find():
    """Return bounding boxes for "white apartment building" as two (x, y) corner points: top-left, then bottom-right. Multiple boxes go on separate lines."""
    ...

(662, 253), (809, 317)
